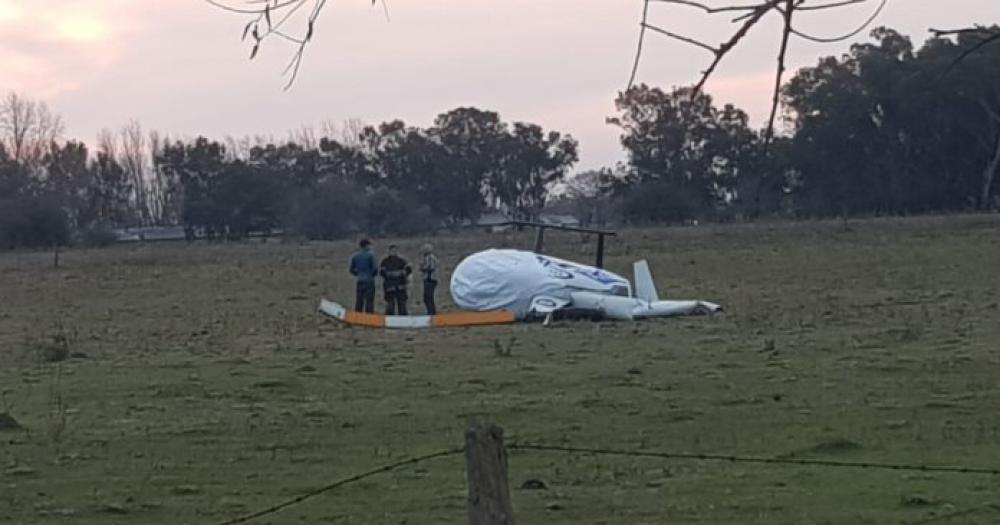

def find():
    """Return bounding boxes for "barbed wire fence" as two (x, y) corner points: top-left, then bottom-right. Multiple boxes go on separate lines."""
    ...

(215, 423), (1000, 525)
(215, 447), (464, 525)
(506, 442), (1000, 476)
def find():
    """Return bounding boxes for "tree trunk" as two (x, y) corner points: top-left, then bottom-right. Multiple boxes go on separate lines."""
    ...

(981, 133), (1000, 209)
(978, 98), (1000, 210)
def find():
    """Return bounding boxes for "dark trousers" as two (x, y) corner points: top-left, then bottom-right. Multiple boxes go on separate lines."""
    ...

(355, 281), (375, 313)
(423, 279), (437, 315)
(385, 289), (408, 316)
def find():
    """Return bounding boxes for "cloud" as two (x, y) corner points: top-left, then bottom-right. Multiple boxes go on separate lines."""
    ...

(51, 13), (109, 43)
(0, 0), (141, 98)
(0, 0), (23, 23)
(4, 0), (998, 170)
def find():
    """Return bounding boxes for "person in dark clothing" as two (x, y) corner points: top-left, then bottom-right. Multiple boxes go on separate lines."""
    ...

(419, 243), (439, 315)
(379, 244), (412, 315)
(349, 239), (377, 313)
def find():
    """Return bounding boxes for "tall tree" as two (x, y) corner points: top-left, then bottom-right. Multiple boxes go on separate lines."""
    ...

(609, 84), (758, 220)
(40, 141), (91, 225)
(491, 123), (578, 220)
(362, 121), (450, 214)
(87, 151), (132, 226)
(429, 107), (509, 222)
(118, 120), (154, 224)
(155, 137), (229, 237)
(0, 92), (63, 170)
(0, 143), (29, 200)
(317, 136), (375, 187)
(931, 28), (1000, 209)
(783, 26), (1000, 214)
(560, 168), (619, 226)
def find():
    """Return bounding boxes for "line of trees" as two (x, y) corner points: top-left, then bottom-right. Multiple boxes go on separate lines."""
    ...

(1, 105), (579, 248)
(155, 107), (579, 241)
(589, 27), (1000, 223)
(1, 27), (996, 250)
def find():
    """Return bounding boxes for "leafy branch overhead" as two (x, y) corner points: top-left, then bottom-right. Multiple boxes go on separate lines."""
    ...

(205, 0), (385, 90)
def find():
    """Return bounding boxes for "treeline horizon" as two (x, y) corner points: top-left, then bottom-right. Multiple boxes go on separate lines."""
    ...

(1, 26), (998, 250)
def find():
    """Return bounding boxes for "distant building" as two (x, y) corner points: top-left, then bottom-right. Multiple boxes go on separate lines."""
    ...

(538, 213), (581, 228)
(475, 212), (512, 225)
(462, 211), (582, 232)
(112, 226), (281, 243)
(113, 226), (187, 243)
(464, 212), (514, 232)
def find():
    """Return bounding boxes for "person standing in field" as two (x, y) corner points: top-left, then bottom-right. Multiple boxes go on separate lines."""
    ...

(419, 243), (439, 315)
(349, 238), (377, 313)
(379, 244), (412, 315)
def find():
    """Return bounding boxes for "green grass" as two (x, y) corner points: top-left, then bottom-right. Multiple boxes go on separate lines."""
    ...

(2, 215), (1000, 524)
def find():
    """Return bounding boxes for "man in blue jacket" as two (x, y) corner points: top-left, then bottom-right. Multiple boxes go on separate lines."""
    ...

(349, 238), (377, 313)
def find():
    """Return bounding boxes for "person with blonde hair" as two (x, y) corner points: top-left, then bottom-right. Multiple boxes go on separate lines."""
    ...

(419, 243), (440, 315)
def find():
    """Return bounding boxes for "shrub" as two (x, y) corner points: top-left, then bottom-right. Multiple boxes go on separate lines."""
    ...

(283, 179), (365, 240)
(621, 182), (700, 225)
(0, 197), (71, 250)
(365, 187), (438, 236)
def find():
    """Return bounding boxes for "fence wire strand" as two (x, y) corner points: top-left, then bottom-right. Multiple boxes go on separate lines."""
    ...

(508, 442), (1000, 476)
(213, 439), (1000, 524)
(214, 447), (463, 525)
(908, 503), (1000, 524)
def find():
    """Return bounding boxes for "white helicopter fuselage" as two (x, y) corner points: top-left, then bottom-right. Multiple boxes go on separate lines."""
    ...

(449, 249), (720, 321)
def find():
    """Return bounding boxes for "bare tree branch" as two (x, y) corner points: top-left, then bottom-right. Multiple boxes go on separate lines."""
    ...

(628, 0), (652, 90)
(204, 0), (304, 16)
(795, 0), (868, 11)
(764, 0), (795, 151)
(0, 92), (63, 168)
(650, 0), (769, 14)
(642, 23), (719, 54)
(693, 1), (783, 92)
(629, 0), (894, 146)
(790, 0), (887, 44)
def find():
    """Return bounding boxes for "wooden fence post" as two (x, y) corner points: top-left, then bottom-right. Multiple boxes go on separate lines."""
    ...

(466, 424), (515, 525)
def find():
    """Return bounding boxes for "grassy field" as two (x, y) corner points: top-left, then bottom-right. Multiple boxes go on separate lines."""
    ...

(2, 215), (1000, 524)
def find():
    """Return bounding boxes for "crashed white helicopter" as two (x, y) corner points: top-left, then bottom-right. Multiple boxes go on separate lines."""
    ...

(319, 222), (721, 329)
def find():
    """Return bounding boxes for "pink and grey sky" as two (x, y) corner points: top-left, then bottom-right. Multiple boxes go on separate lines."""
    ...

(1, 0), (997, 170)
